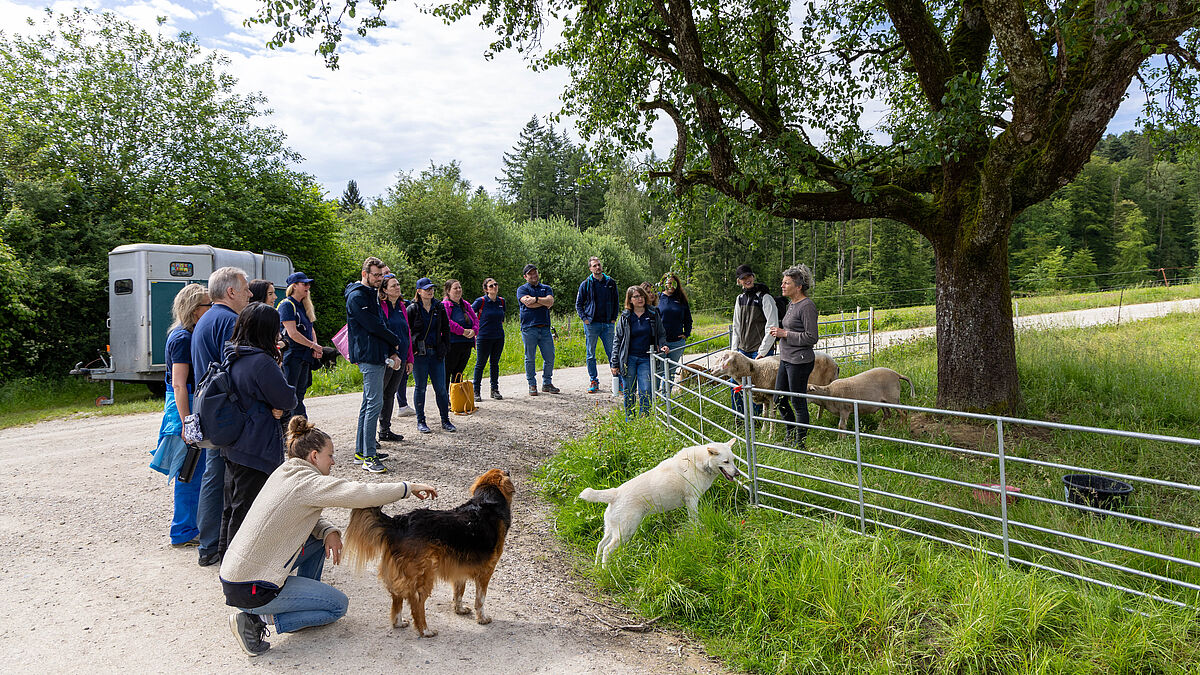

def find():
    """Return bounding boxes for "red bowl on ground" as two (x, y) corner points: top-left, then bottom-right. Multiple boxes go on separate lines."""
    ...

(972, 484), (1021, 506)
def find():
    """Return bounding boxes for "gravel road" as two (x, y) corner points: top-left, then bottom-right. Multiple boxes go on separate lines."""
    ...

(0, 364), (726, 674)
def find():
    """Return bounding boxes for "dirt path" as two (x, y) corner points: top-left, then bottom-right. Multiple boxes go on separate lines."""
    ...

(0, 365), (726, 673)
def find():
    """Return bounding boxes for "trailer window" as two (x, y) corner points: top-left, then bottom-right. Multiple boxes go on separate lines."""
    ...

(169, 262), (194, 277)
(114, 279), (133, 295)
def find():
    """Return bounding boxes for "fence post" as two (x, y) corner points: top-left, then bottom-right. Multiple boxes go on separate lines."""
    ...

(853, 400), (866, 534)
(741, 376), (758, 506)
(997, 419), (1011, 567)
(663, 353), (672, 422)
(649, 351), (658, 416)
(868, 307), (875, 365)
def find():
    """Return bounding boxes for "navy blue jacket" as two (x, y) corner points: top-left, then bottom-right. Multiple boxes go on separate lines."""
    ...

(576, 274), (619, 324)
(345, 282), (401, 365)
(406, 299), (451, 359)
(657, 292), (693, 341)
(221, 345), (297, 475)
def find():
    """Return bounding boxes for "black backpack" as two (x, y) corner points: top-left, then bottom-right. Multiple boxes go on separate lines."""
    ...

(190, 351), (248, 449)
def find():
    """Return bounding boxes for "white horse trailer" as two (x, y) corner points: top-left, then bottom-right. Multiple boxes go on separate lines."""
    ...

(71, 243), (293, 396)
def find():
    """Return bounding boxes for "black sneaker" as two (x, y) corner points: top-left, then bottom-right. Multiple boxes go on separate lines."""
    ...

(198, 551), (221, 567)
(542, 383), (561, 394)
(362, 457), (388, 474)
(229, 612), (271, 657)
(354, 451), (390, 463)
(528, 386), (538, 396)
(171, 537), (200, 548)
(474, 390), (482, 403)
(441, 420), (457, 432)
(378, 430), (404, 443)
(491, 389), (503, 400)
(417, 421), (431, 434)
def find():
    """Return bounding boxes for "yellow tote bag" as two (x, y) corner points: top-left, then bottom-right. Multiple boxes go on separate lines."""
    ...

(449, 373), (476, 415)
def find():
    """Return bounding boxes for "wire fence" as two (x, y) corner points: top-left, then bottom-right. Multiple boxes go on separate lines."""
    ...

(647, 340), (1200, 609)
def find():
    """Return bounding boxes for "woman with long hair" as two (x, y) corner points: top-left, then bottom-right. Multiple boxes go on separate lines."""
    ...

(441, 279), (479, 391)
(278, 272), (322, 423)
(150, 283), (211, 547)
(377, 274), (414, 444)
(657, 272), (693, 395)
(768, 265), (820, 446)
(248, 279), (275, 305)
(221, 416), (437, 657)
(406, 278), (454, 434)
(471, 277), (506, 401)
(610, 285), (669, 419)
(220, 302), (297, 552)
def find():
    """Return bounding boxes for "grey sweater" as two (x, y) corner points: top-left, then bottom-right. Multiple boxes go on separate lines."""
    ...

(778, 297), (819, 364)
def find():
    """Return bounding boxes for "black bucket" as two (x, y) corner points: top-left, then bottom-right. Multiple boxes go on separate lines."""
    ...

(1062, 474), (1134, 512)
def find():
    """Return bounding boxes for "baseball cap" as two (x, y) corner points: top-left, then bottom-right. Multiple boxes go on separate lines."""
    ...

(735, 264), (755, 280)
(286, 271), (314, 285)
(522, 263), (538, 275)
(415, 277), (435, 291)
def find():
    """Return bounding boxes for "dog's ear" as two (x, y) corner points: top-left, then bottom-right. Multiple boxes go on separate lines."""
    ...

(707, 445), (720, 456)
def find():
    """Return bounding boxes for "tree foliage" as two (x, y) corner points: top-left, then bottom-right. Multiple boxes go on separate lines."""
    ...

(340, 179), (366, 212)
(498, 116), (605, 228)
(0, 10), (346, 381)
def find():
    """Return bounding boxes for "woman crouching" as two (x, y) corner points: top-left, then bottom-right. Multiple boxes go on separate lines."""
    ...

(219, 416), (437, 657)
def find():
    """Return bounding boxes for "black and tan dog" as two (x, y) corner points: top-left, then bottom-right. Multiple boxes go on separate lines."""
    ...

(345, 469), (514, 637)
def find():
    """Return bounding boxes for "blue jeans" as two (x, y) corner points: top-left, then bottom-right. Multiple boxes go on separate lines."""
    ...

(661, 338), (687, 394)
(170, 447), (204, 544)
(238, 536), (347, 633)
(521, 325), (555, 387)
(356, 362), (386, 458)
(623, 355), (652, 419)
(197, 446), (223, 555)
(583, 321), (614, 383)
(412, 353), (450, 424)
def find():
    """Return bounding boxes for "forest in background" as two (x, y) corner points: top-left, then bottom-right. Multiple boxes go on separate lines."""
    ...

(2, 11), (1198, 383)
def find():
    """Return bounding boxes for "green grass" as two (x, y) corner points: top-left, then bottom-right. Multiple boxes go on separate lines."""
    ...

(0, 377), (162, 429)
(533, 313), (1200, 673)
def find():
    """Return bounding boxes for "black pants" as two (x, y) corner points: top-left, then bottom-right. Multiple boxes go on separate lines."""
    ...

(776, 359), (816, 438)
(445, 341), (474, 389)
(379, 364), (409, 433)
(221, 459), (270, 551)
(474, 337), (504, 391)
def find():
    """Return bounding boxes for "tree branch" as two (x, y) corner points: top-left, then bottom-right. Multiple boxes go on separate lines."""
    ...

(980, 0), (1048, 92)
(638, 98), (688, 193)
(884, 0), (953, 110)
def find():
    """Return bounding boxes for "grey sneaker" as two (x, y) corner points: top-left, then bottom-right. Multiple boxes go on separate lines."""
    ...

(396, 405), (416, 417)
(362, 457), (388, 474)
(229, 612), (270, 657)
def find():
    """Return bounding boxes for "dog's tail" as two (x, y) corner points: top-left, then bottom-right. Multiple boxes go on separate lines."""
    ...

(579, 487), (619, 503)
(343, 507), (391, 573)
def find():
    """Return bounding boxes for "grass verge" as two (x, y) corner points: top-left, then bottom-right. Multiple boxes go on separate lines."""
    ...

(0, 377), (161, 429)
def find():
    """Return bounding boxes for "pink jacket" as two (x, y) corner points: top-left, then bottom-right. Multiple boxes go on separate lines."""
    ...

(442, 298), (480, 337)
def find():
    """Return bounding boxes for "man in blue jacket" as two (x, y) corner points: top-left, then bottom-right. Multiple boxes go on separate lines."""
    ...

(192, 266), (251, 568)
(575, 256), (620, 393)
(345, 257), (403, 474)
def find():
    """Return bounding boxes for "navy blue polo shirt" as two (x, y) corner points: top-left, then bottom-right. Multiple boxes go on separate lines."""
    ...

(191, 303), (239, 382)
(472, 296), (506, 341)
(628, 310), (654, 356)
(448, 300), (472, 344)
(658, 292), (691, 340)
(164, 327), (194, 390)
(277, 296), (315, 363)
(517, 282), (553, 329)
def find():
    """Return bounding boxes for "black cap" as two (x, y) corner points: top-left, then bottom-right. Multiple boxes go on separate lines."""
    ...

(522, 263), (538, 275)
(735, 264), (754, 280)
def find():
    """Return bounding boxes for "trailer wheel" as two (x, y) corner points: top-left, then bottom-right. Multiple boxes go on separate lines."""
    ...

(146, 381), (167, 398)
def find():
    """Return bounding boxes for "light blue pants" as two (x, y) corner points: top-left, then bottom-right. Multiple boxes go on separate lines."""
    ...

(521, 326), (556, 387)
(584, 321), (614, 383)
(356, 362), (386, 458)
(623, 355), (652, 419)
(238, 536), (347, 633)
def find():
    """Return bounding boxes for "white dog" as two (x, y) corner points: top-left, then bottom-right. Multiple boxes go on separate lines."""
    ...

(579, 438), (741, 566)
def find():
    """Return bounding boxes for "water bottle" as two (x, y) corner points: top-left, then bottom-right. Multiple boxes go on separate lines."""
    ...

(611, 374), (621, 397)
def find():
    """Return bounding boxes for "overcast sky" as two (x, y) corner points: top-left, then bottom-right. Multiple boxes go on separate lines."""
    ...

(0, 0), (1146, 203)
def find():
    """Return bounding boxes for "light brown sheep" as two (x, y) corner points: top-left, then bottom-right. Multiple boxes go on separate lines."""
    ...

(807, 367), (915, 430)
(717, 351), (839, 402)
(670, 349), (732, 396)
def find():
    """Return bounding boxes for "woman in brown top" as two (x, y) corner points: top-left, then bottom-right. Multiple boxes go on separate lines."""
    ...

(769, 265), (819, 446)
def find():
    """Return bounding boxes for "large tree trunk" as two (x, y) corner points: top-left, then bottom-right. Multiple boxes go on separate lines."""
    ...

(932, 230), (1021, 414)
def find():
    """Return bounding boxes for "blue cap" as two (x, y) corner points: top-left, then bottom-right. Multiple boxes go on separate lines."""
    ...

(415, 277), (435, 290)
(286, 271), (314, 285)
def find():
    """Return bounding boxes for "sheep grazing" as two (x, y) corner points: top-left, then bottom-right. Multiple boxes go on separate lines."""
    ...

(807, 367), (915, 430)
(716, 351), (781, 406)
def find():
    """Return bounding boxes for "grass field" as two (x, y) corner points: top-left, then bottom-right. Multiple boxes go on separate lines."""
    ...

(534, 312), (1200, 673)
(0, 377), (161, 429)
